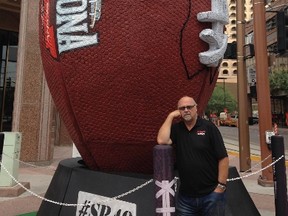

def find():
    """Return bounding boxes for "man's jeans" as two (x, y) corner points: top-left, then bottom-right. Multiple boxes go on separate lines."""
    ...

(176, 191), (226, 216)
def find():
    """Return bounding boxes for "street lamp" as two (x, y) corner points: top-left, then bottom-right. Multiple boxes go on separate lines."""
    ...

(236, 0), (251, 172)
(253, 0), (274, 186)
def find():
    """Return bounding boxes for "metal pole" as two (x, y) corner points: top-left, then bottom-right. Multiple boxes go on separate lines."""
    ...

(153, 145), (175, 216)
(271, 135), (288, 216)
(253, 0), (273, 186)
(237, 0), (251, 172)
(223, 79), (226, 108)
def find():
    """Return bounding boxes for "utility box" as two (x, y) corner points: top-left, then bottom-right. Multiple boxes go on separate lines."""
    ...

(0, 132), (22, 187)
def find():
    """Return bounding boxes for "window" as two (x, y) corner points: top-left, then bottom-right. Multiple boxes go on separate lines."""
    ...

(0, 29), (18, 131)
(222, 70), (229, 75)
(230, 13), (236, 18)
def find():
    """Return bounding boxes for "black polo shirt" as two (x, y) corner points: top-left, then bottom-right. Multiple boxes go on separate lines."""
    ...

(171, 117), (228, 197)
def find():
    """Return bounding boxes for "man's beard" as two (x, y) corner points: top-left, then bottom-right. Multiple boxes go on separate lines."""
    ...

(183, 114), (192, 121)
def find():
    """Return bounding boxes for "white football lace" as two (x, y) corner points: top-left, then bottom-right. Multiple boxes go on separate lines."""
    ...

(89, 0), (102, 28)
(197, 0), (229, 67)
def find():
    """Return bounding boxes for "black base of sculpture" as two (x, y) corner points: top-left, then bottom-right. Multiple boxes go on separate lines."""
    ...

(37, 158), (260, 216)
(226, 167), (260, 216)
(37, 158), (155, 216)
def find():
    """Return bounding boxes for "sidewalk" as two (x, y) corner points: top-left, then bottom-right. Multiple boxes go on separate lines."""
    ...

(0, 142), (285, 216)
(0, 146), (72, 216)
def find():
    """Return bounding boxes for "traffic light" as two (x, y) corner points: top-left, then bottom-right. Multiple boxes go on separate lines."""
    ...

(224, 42), (237, 59)
(276, 11), (288, 54)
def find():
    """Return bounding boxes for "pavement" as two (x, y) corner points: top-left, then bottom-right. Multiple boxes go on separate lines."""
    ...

(0, 128), (287, 216)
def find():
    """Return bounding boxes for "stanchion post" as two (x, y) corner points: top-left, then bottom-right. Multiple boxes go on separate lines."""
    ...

(271, 135), (288, 216)
(153, 145), (176, 216)
(0, 133), (4, 170)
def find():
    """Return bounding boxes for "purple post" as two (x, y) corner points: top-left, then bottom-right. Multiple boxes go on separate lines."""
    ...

(153, 144), (176, 216)
(0, 133), (4, 170)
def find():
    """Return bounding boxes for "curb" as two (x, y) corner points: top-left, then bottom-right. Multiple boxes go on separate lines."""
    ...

(227, 149), (288, 166)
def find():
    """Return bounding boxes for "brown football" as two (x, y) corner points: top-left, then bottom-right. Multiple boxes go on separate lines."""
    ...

(39, 0), (220, 174)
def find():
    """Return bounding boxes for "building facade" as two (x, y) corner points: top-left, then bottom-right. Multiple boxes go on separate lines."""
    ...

(245, 0), (288, 126)
(218, 0), (288, 126)
(0, 0), (71, 165)
(216, 0), (254, 105)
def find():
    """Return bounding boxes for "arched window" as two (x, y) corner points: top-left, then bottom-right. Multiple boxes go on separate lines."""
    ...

(222, 70), (229, 75)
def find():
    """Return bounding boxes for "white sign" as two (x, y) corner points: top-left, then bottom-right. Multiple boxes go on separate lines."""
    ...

(76, 191), (137, 216)
(248, 68), (256, 84)
(265, 130), (275, 144)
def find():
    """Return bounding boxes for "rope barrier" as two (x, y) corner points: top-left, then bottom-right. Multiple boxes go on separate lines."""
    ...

(2, 152), (56, 170)
(0, 154), (285, 207)
(0, 160), (82, 207)
(0, 159), (153, 207)
(241, 154), (272, 174)
(227, 155), (284, 182)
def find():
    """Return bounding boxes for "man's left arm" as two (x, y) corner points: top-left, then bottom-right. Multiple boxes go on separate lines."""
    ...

(214, 156), (229, 192)
(218, 156), (229, 184)
(209, 122), (229, 192)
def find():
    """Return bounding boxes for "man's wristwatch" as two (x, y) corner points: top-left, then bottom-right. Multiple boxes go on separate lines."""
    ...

(217, 182), (227, 191)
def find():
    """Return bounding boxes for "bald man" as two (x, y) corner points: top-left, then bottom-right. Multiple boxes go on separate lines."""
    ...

(157, 96), (229, 216)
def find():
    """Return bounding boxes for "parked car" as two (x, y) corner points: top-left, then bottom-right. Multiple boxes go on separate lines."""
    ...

(229, 115), (238, 127)
(248, 116), (259, 125)
(252, 117), (259, 124)
(219, 112), (238, 127)
(219, 112), (228, 126)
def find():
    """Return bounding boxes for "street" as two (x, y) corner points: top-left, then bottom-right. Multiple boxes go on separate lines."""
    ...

(218, 124), (288, 154)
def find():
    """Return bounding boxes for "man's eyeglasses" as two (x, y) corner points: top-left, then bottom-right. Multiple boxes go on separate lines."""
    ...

(178, 104), (197, 111)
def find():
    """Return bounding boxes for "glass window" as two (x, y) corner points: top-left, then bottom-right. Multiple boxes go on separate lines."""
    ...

(0, 30), (18, 131)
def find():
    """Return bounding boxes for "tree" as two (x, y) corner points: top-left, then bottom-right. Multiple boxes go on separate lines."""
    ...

(206, 85), (237, 115)
(269, 69), (288, 95)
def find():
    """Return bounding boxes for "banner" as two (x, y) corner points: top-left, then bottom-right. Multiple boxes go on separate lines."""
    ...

(76, 191), (137, 216)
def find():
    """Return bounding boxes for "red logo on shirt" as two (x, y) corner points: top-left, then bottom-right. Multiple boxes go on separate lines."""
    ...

(197, 130), (206, 136)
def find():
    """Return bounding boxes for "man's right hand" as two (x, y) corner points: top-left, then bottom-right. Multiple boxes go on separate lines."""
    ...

(169, 110), (181, 119)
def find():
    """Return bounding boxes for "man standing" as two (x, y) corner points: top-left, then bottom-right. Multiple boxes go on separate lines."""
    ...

(157, 96), (229, 215)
